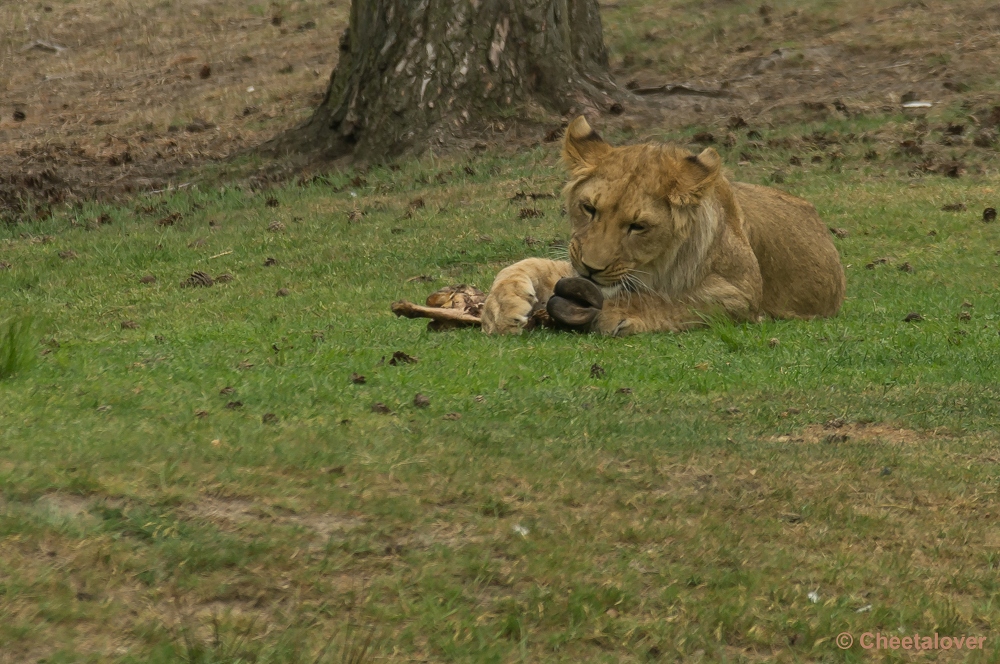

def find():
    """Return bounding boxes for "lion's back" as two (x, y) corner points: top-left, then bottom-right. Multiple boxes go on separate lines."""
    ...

(733, 182), (846, 319)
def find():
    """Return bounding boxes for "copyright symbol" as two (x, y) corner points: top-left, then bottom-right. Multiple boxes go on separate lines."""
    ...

(836, 632), (854, 649)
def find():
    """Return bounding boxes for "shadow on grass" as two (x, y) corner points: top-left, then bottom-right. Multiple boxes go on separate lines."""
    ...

(0, 315), (35, 380)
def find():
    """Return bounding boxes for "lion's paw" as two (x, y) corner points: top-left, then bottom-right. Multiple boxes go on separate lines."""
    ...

(481, 280), (537, 335)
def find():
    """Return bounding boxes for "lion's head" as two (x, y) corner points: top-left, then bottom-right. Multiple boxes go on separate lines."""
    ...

(561, 116), (725, 298)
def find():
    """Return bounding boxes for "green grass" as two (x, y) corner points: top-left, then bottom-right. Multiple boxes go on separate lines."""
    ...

(2, 108), (1000, 663)
(0, 316), (36, 380)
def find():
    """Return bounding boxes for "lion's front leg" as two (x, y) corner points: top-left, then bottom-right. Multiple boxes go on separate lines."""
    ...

(481, 258), (575, 334)
(591, 297), (700, 337)
(591, 275), (761, 337)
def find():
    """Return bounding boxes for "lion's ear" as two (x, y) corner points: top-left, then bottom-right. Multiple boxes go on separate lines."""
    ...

(562, 116), (612, 173)
(667, 148), (722, 206)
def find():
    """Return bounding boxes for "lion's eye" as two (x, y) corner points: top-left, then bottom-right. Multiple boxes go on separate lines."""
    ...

(628, 223), (647, 234)
(581, 202), (597, 217)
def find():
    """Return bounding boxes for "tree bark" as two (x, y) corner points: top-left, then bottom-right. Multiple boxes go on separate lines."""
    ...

(275, 0), (624, 162)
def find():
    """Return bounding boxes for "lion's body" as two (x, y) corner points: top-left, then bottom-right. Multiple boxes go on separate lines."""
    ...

(735, 182), (845, 319)
(481, 117), (845, 336)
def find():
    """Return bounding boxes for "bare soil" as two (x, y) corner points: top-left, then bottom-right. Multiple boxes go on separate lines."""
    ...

(2, 0), (999, 218)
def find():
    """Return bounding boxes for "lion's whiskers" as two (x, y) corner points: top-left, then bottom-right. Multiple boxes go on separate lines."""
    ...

(547, 246), (570, 260)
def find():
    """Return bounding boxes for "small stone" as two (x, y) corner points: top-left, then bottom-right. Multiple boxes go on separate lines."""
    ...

(903, 312), (924, 322)
(768, 337), (780, 348)
(140, 274), (156, 284)
(267, 220), (285, 232)
(350, 373), (366, 384)
(262, 412), (278, 424)
(880, 466), (892, 476)
(413, 393), (430, 408)
(275, 288), (289, 297)
(371, 402), (392, 414)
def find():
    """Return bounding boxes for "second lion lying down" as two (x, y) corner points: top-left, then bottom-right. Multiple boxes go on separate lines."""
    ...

(481, 116), (846, 336)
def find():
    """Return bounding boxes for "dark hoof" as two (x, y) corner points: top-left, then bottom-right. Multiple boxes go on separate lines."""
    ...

(554, 277), (604, 310)
(547, 296), (601, 328)
(548, 277), (604, 329)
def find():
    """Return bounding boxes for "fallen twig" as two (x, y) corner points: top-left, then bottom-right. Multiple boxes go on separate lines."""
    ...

(148, 183), (193, 194)
(631, 84), (730, 98)
(21, 40), (67, 54)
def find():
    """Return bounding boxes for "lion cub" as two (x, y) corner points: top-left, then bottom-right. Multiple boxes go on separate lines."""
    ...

(481, 116), (845, 336)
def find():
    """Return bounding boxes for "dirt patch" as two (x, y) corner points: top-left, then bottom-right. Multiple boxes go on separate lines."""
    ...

(185, 496), (363, 546)
(2, 0), (1000, 214)
(773, 422), (944, 445)
(36, 492), (96, 521)
(609, 0), (1000, 126)
(0, 0), (349, 219)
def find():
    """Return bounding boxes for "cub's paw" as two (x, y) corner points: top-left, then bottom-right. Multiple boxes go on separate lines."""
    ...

(481, 282), (536, 335)
(546, 277), (605, 330)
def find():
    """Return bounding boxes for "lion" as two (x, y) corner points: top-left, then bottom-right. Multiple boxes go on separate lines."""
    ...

(480, 116), (846, 336)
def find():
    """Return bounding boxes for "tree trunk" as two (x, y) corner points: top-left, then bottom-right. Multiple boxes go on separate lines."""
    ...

(275, 0), (623, 162)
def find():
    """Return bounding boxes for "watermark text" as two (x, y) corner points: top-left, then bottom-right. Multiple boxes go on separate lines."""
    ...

(836, 632), (987, 651)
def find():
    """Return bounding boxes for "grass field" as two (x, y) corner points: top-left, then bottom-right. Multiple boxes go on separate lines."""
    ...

(3, 110), (1000, 662)
(4, 1), (1000, 663)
